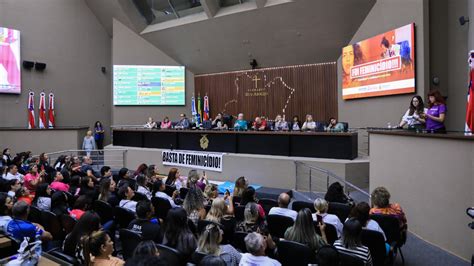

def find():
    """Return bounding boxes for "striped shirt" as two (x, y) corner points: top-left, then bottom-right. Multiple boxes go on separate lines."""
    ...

(334, 239), (373, 266)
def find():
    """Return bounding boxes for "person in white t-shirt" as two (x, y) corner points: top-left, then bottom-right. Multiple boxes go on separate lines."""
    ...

(4, 165), (24, 183)
(152, 179), (179, 208)
(313, 198), (343, 238)
(118, 184), (137, 213)
(239, 232), (281, 266)
(268, 193), (297, 221)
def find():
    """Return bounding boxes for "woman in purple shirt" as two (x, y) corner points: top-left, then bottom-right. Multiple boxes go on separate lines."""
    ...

(423, 90), (446, 133)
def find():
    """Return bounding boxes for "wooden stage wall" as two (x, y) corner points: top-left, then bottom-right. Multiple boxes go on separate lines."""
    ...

(194, 62), (337, 122)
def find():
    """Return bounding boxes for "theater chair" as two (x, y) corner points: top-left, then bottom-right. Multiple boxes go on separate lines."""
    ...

(361, 229), (389, 266)
(292, 201), (316, 213)
(60, 214), (77, 235)
(234, 205), (245, 222)
(48, 249), (78, 265)
(164, 185), (175, 197)
(93, 200), (114, 224)
(132, 192), (148, 201)
(328, 202), (352, 222)
(180, 187), (189, 199)
(151, 197), (172, 220)
(191, 251), (208, 264)
(315, 222), (338, 245)
(267, 214), (294, 238)
(232, 232), (248, 252)
(119, 229), (142, 260)
(41, 211), (64, 240)
(258, 198), (278, 215)
(28, 205), (42, 224)
(339, 252), (365, 266)
(277, 239), (316, 266)
(156, 244), (185, 266)
(114, 207), (136, 229)
(370, 214), (406, 265)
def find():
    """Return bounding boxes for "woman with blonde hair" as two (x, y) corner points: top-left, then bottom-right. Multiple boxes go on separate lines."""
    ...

(197, 223), (241, 265)
(233, 176), (248, 197)
(82, 130), (96, 157)
(206, 196), (234, 223)
(81, 230), (124, 266)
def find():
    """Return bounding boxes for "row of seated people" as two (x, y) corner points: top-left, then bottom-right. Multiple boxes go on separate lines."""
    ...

(0, 158), (407, 266)
(144, 113), (349, 132)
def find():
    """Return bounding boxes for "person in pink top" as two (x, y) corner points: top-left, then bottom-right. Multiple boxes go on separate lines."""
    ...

(50, 171), (70, 192)
(161, 116), (172, 129)
(24, 164), (45, 194)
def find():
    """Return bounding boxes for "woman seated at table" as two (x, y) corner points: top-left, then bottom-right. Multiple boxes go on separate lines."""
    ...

(234, 113), (248, 130)
(252, 117), (267, 131)
(290, 115), (302, 131)
(144, 117), (157, 129)
(398, 95), (427, 130)
(212, 113), (228, 130)
(301, 114), (317, 131)
(161, 117), (172, 129)
(273, 114), (288, 131)
(325, 117), (345, 132)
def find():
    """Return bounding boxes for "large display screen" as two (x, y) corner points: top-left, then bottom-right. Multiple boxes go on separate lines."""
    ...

(113, 65), (185, 105)
(0, 27), (21, 94)
(342, 23), (415, 100)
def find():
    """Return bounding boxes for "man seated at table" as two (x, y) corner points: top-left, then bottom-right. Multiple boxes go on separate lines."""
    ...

(5, 201), (53, 242)
(252, 116), (267, 131)
(211, 113), (228, 130)
(175, 113), (190, 129)
(325, 117), (345, 132)
(273, 114), (288, 131)
(234, 113), (248, 130)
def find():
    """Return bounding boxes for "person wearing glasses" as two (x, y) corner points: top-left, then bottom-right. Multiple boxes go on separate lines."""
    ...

(175, 113), (190, 129)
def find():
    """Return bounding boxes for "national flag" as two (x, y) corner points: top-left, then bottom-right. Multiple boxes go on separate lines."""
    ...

(27, 91), (35, 129)
(48, 93), (55, 128)
(39, 92), (46, 129)
(191, 95), (197, 122)
(466, 50), (474, 133)
(203, 95), (210, 121)
(197, 95), (202, 125)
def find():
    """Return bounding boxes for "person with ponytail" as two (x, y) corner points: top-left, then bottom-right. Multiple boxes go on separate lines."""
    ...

(81, 229), (124, 266)
(197, 223), (241, 265)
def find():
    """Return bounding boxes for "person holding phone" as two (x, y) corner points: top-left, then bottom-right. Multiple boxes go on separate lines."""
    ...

(284, 208), (327, 253)
(24, 163), (45, 194)
(313, 198), (343, 238)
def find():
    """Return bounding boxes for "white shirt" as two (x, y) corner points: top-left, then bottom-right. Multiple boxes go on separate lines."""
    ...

(268, 207), (297, 221)
(137, 185), (152, 200)
(302, 121), (316, 131)
(401, 108), (428, 127)
(7, 191), (15, 198)
(366, 219), (387, 241)
(0, 216), (12, 233)
(154, 191), (178, 208)
(239, 253), (281, 266)
(119, 200), (137, 213)
(4, 172), (24, 182)
(313, 213), (343, 238)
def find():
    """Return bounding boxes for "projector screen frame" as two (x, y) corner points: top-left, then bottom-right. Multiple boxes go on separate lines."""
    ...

(113, 64), (186, 106)
(0, 26), (21, 95)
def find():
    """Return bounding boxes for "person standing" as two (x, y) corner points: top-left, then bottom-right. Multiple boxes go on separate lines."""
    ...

(423, 90), (447, 133)
(82, 130), (97, 157)
(94, 121), (105, 150)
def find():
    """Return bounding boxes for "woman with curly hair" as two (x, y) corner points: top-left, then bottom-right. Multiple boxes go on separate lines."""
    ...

(183, 187), (207, 227)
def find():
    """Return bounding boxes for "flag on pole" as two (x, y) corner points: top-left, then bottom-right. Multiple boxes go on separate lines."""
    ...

(48, 93), (55, 128)
(197, 94), (202, 125)
(466, 50), (474, 133)
(203, 95), (210, 121)
(39, 92), (46, 129)
(191, 95), (197, 123)
(27, 91), (35, 129)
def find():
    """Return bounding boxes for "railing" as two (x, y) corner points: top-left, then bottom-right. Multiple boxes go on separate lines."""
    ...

(44, 149), (127, 171)
(294, 161), (370, 203)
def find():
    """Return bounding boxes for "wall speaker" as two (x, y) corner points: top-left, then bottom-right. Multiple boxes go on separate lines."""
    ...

(101, 66), (107, 74)
(35, 62), (46, 71)
(250, 59), (258, 69)
(459, 16), (469, 26)
(23, 60), (34, 70)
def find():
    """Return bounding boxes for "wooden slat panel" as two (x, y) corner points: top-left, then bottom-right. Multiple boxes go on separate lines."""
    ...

(194, 63), (337, 122)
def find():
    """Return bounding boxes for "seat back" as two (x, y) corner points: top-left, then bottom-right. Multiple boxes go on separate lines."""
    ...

(316, 245), (340, 266)
(41, 211), (64, 240)
(233, 196), (241, 204)
(93, 200), (114, 224)
(231, 232), (248, 252)
(292, 201), (316, 213)
(197, 220), (217, 233)
(370, 214), (404, 246)
(267, 214), (294, 238)
(191, 251), (208, 264)
(258, 198), (278, 215)
(234, 206), (245, 222)
(60, 215), (77, 235)
(340, 122), (349, 132)
(156, 244), (184, 266)
(133, 192), (148, 202)
(361, 229), (387, 266)
(328, 202), (352, 222)
(315, 222), (338, 245)
(277, 239), (315, 266)
(114, 207), (136, 228)
(48, 249), (78, 265)
(151, 197), (172, 220)
(220, 217), (236, 244)
(164, 185), (175, 197)
(28, 205), (42, 224)
(119, 229), (142, 260)
(339, 252), (365, 266)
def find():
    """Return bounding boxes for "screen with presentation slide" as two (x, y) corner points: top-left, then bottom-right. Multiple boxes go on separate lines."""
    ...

(0, 27), (21, 94)
(113, 65), (185, 105)
(342, 23), (415, 100)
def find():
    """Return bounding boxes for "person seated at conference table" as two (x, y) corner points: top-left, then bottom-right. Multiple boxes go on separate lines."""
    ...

(175, 113), (190, 129)
(252, 116), (267, 131)
(211, 113), (228, 130)
(325, 117), (345, 132)
(398, 95), (427, 130)
(234, 113), (248, 130)
(301, 114), (317, 131)
(421, 90), (447, 133)
(273, 114), (288, 131)
(161, 116), (172, 129)
(144, 117), (157, 129)
(289, 115), (302, 131)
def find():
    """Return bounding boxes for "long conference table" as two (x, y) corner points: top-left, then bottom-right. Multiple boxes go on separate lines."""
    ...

(112, 128), (358, 160)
